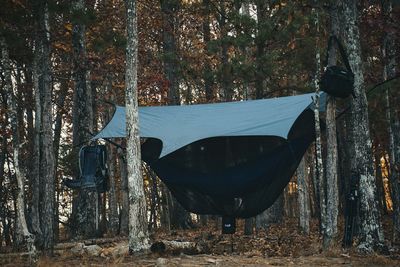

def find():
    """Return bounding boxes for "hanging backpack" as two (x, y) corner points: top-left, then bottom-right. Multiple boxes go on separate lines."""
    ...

(320, 36), (355, 98)
(63, 144), (109, 193)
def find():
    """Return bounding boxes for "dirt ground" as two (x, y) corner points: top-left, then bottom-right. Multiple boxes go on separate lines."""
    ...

(2, 218), (400, 266)
(38, 252), (400, 267)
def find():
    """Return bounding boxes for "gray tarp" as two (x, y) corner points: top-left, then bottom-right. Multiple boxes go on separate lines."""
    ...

(93, 93), (324, 158)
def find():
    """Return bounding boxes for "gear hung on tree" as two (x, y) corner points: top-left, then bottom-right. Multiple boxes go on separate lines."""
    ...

(63, 144), (109, 193)
(320, 35), (355, 98)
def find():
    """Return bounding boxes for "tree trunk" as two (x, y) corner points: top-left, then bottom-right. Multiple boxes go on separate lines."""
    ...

(337, 113), (352, 210)
(31, 44), (42, 245)
(244, 218), (254, 235)
(338, 0), (384, 252)
(202, 0), (213, 101)
(125, 0), (150, 253)
(160, 182), (171, 230)
(219, 2), (233, 101)
(1, 36), (36, 259)
(382, 0), (400, 243)
(35, 0), (56, 252)
(168, 192), (193, 229)
(108, 144), (119, 235)
(71, 0), (97, 239)
(160, 0), (192, 230)
(118, 148), (129, 235)
(309, 148), (319, 218)
(312, 9), (326, 236)
(255, 1), (267, 99)
(0, 91), (6, 248)
(104, 80), (119, 235)
(256, 194), (283, 231)
(241, 0), (251, 100)
(297, 156), (310, 235)
(373, 146), (387, 213)
(324, 6), (340, 248)
(53, 79), (69, 242)
(160, 0), (180, 105)
(145, 166), (159, 230)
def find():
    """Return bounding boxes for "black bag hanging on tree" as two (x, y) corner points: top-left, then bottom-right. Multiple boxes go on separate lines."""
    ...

(320, 36), (355, 98)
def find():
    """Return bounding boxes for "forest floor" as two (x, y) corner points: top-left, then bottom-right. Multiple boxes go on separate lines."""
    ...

(2, 218), (400, 266)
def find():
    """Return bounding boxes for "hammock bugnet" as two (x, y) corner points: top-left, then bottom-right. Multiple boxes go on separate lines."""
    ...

(93, 93), (325, 218)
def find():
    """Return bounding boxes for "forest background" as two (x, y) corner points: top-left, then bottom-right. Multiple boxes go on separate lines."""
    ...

(0, 0), (400, 262)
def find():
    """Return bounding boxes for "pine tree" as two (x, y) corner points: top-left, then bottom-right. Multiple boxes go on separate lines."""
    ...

(125, 0), (150, 252)
(70, 0), (97, 239)
(382, 0), (400, 243)
(1, 36), (36, 259)
(338, 0), (384, 252)
(324, 5), (340, 248)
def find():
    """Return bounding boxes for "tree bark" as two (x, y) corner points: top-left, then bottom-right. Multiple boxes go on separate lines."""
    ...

(53, 79), (69, 242)
(161, 0), (180, 105)
(150, 240), (203, 255)
(71, 0), (97, 239)
(256, 194), (283, 231)
(160, 182), (171, 230)
(244, 218), (254, 235)
(255, 1), (267, 99)
(218, 2), (233, 101)
(0, 91), (6, 249)
(35, 0), (56, 252)
(125, 0), (150, 253)
(312, 9), (326, 236)
(324, 6), (340, 248)
(104, 81), (119, 235)
(297, 156), (310, 235)
(1, 36), (36, 259)
(118, 148), (129, 235)
(338, 0), (384, 252)
(382, 0), (400, 243)
(202, 0), (213, 101)
(108, 144), (119, 235)
(31, 43), (42, 245)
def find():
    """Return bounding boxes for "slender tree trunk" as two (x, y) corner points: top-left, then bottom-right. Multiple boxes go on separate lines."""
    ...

(160, 182), (171, 230)
(255, 1), (267, 99)
(118, 148), (129, 235)
(241, 0), (251, 100)
(244, 218), (254, 235)
(104, 80), (119, 235)
(125, 0), (150, 252)
(256, 195), (283, 231)
(22, 68), (35, 236)
(219, 2), (232, 101)
(338, 0), (384, 252)
(1, 36), (36, 259)
(31, 45), (42, 245)
(324, 6), (340, 248)
(202, 0), (213, 101)
(373, 146), (386, 213)
(0, 91), (6, 247)
(35, 0), (56, 252)
(297, 156), (310, 234)
(382, 0), (400, 242)
(53, 79), (68, 242)
(161, 0), (180, 105)
(312, 9), (326, 236)
(145, 166), (159, 229)
(71, 0), (97, 239)
(309, 148), (319, 218)
(160, 0), (192, 229)
(108, 144), (119, 235)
